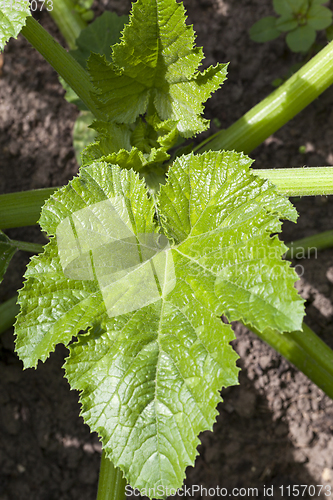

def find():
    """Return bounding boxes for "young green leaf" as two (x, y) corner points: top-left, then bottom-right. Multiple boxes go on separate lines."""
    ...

(15, 152), (304, 494)
(83, 145), (169, 179)
(286, 24), (316, 52)
(87, 0), (228, 137)
(81, 118), (177, 180)
(81, 121), (131, 165)
(274, 0), (308, 16)
(80, 121), (166, 173)
(307, 4), (332, 30)
(273, 0), (293, 16)
(291, 0), (308, 14)
(0, 0), (31, 51)
(276, 15), (298, 32)
(249, 16), (281, 42)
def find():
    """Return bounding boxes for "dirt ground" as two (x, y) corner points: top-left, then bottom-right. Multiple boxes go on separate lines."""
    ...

(1, 1), (333, 499)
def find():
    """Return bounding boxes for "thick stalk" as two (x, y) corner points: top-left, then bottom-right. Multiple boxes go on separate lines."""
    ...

(250, 323), (333, 399)
(50, 0), (87, 49)
(1, 166), (332, 230)
(0, 297), (19, 336)
(285, 230), (333, 260)
(96, 452), (126, 500)
(252, 167), (333, 196)
(21, 17), (104, 119)
(197, 41), (333, 154)
(0, 188), (56, 229)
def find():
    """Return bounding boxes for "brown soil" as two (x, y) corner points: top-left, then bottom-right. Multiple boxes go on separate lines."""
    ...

(1, 1), (333, 499)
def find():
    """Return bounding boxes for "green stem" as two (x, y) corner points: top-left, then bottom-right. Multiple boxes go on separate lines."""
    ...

(21, 17), (104, 119)
(0, 187), (56, 229)
(96, 452), (126, 500)
(250, 322), (333, 399)
(49, 0), (87, 49)
(197, 41), (333, 154)
(11, 239), (44, 254)
(285, 230), (333, 260)
(252, 167), (333, 196)
(0, 296), (19, 336)
(1, 164), (332, 231)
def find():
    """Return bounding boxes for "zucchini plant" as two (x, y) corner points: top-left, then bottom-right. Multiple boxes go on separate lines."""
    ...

(2, 0), (333, 498)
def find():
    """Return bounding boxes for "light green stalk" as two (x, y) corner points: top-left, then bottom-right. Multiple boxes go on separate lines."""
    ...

(20, 17), (104, 120)
(2, 165), (332, 232)
(251, 323), (333, 400)
(252, 167), (333, 196)
(197, 41), (333, 154)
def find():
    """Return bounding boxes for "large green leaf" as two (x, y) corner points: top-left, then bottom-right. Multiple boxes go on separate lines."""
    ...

(15, 152), (304, 494)
(87, 0), (228, 138)
(159, 151), (304, 333)
(0, 0), (30, 51)
(15, 164), (157, 367)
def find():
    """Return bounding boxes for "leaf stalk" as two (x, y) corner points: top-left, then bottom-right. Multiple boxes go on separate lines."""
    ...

(96, 452), (126, 500)
(285, 230), (333, 259)
(250, 323), (333, 399)
(1, 165), (333, 230)
(11, 239), (44, 254)
(21, 17), (104, 119)
(252, 166), (333, 196)
(197, 41), (333, 154)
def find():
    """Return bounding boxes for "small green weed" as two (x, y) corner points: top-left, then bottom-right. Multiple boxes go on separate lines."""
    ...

(250, 0), (333, 53)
